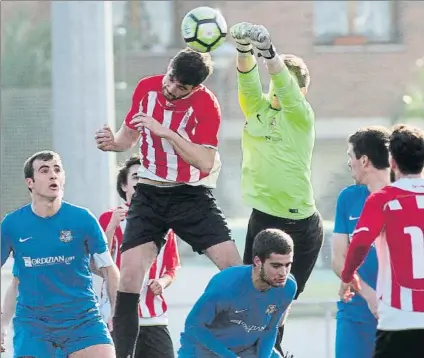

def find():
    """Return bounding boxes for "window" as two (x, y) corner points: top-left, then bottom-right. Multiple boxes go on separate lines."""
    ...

(314, 1), (401, 45)
(112, 1), (174, 52)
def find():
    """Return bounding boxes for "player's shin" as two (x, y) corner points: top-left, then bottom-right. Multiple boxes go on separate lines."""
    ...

(112, 291), (140, 357)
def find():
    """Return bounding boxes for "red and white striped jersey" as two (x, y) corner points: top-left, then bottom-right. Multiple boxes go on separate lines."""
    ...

(342, 178), (424, 330)
(125, 75), (222, 188)
(98, 205), (180, 325)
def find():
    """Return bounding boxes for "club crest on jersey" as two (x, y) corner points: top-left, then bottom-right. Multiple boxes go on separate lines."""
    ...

(59, 230), (73, 243)
(265, 304), (277, 315)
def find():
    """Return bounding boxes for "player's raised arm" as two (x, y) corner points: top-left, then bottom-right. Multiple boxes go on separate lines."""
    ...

(248, 25), (313, 129)
(230, 23), (268, 118)
(181, 276), (237, 358)
(341, 192), (386, 283)
(95, 80), (142, 152)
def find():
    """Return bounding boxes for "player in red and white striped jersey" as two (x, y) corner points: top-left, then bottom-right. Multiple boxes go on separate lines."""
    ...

(99, 155), (180, 358)
(341, 124), (424, 358)
(95, 48), (242, 357)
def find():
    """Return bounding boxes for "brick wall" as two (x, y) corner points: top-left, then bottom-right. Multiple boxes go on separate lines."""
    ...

(123, 1), (424, 121)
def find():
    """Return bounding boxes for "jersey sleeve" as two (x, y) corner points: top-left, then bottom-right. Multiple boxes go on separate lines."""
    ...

(341, 191), (386, 282)
(333, 189), (349, 234)
(1, 216), (13, 267)
(162, 231), (181, 279)
(183, 273), (237, 358)
(237, 65), (268, 117)
(191, 91), (222, 148)
(84, 210), (108, 255)
(271, 64), (314, 130)
(98, 211), (112, 231)
(125, 79), (146, 131)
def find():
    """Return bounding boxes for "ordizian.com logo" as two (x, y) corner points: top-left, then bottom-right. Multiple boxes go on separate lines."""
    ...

(23, 256), (75, 268)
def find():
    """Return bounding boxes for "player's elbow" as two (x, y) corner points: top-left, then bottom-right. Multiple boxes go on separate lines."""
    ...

(198, 151), (216, 174)
(199, 161), (214, 174)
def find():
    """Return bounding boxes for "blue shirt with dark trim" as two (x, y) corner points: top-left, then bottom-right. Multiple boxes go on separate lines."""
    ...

(178, 265), (297, 358)
(334, 185), (378, 323)
(1, 202), (108, 325)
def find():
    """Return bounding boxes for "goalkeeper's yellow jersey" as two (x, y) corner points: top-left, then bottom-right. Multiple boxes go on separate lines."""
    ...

(238, 64), (316, 220)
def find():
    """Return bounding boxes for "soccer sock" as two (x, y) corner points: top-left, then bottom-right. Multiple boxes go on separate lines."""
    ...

(112, 291), (140, 358)
(274, 325), (285, 355)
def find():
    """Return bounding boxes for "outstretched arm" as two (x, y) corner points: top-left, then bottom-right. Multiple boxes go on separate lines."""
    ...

(248, 25), (313, 128)
(230, 23), (268, 118)
(183, 276), (237, 358)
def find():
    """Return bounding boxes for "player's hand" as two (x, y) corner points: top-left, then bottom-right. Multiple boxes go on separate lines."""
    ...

(130, 113), (171, 138)
(95, 125), (117, 151)
(230, 22), (253, 45)
(148, 279), (164, 296)
(109, 205), (128, 229)
(339, 273), (361, 302)
(248, 24), (271, 50)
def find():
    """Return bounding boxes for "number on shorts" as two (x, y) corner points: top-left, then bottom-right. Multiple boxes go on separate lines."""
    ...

(404, 226), (424, 279)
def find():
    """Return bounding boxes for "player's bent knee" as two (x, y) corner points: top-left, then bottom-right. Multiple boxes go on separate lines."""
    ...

(204, 240), (242, 269)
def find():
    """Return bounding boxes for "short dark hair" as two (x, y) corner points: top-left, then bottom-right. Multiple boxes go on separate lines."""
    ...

(252, 229), (294, 263)
(170, 48), (213, 87)
(348, 126), (390, 170)
(389, 124), (424, 175)
(282, 54), (310, 89)
(116, 154), (141, 200)
(23, 150), (61, 180)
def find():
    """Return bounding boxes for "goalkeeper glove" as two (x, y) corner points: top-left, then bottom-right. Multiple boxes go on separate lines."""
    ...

(230, 22), (254, 55)
(249, 25), (276, 59)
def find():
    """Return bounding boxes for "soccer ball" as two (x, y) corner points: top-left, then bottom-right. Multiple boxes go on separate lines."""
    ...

(181, 7), (227, 53)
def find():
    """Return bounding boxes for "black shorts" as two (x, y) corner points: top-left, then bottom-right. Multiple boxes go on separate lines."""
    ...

(122, 183), (231, 254)
(243, 209), (323, 298)
(134, 325), (174, 358)
(373, 329), (424, 358)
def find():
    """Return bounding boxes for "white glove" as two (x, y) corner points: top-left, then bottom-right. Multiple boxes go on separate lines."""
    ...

(230, 22), (253, 53)
(249, 25), (276, 59)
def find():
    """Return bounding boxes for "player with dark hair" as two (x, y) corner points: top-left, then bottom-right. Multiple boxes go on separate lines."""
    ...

(94, 48), (242, 357)
(229, 22), (323, 353)
(98, 154), (180, 358)
(341, 124), (424, 358)
(1, 150), (119, 357)
(178, 229), (297, 358)
(332, 126), (391, 358)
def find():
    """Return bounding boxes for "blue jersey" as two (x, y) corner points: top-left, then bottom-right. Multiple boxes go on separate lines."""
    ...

(334, 185), (378, 322)
(179, 265), (297, 358)
(1, 202), (108, 326)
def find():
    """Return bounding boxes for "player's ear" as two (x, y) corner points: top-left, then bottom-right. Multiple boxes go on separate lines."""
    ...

(253, 256), (262, 267)
(25, 178), (34, 191)
(390, 157), (397, 171)
(361, 155), (369, 167)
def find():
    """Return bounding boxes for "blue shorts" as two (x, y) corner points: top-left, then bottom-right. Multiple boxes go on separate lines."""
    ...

(13, 314), (112, 357)
(335, 317), (377, 358)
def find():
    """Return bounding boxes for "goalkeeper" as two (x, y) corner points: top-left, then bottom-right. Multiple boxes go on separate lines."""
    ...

(230, 22), (324, 354)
